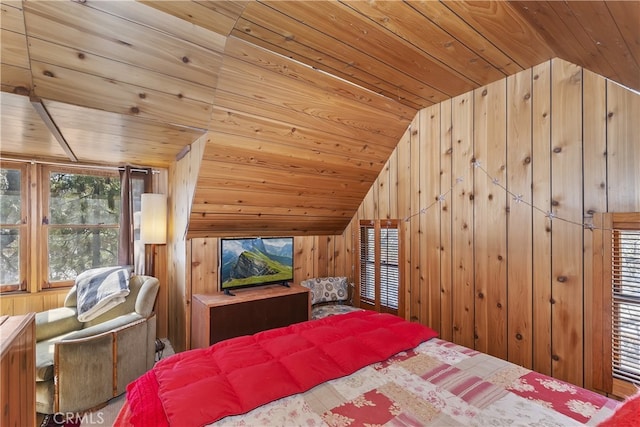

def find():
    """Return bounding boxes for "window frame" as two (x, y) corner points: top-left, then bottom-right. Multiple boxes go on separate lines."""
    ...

(592, 212), (640, 398)
(0, 161), (29, 292)
(357, 219), (403, 315)
(40, 165), (121, 289)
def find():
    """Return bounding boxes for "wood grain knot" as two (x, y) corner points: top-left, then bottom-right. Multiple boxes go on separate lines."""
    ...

(557, 276), (567, 283)
(553, 147), (562, 153)
(13, 86), (30, 96)
(130, 106), (140, 114)
(43, 70), (55, 78)
(552, 354), (560, 361)
(182, 56), (190, 63)
(516, 333), (523, 340)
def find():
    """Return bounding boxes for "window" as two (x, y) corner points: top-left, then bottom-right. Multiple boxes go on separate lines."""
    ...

(611, 227), (640, 385)
(592, 212), (640, 398)
(43, 166), (121, 288)
(0, 162), (153, 294)
(0, 162), (28, 292)
(359, 219), (401, 314)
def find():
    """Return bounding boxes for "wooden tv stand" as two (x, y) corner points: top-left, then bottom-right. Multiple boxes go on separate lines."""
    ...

(191, 284), (310, 349)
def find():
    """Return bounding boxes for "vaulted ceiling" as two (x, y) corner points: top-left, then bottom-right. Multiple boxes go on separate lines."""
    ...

(1, 1), (638, 236)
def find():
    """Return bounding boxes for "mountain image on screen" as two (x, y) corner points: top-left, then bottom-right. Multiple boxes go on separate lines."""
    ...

(220, 237), (293, 290)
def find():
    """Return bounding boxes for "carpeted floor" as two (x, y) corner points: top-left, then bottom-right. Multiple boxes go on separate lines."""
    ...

(37, 338), (175, 427)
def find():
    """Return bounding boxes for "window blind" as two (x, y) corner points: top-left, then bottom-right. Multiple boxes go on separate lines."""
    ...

(359, 225), (375, 302)
(359, 221), (399, 310)
(611, 229), (640, 385)
(380, 226), (399, 309)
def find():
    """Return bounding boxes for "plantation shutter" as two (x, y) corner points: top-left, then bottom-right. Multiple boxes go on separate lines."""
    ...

(611, 228), (640, 385)
(359, 224), (376, 303)
(380, 224), (399, 310)
(592, 212), (640, 398)
(359, 220), (400, 313)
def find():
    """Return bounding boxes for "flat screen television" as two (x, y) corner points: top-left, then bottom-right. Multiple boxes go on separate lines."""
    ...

(219, 237), (294, 295)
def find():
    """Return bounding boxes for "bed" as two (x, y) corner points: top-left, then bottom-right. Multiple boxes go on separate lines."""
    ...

(115, 310), (623, 427)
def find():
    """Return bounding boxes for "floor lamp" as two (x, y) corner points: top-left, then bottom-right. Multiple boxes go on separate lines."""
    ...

(140, 193), (167, 277)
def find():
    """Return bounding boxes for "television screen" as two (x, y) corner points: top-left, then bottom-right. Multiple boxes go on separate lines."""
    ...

(220, 237), (294, 294)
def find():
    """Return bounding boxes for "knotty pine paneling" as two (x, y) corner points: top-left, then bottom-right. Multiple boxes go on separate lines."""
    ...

(24, 2), (222, 87)
(473, 79), (508, 360)
(439, 98), (454, 342)
(443, 0), (554, 69)
(582, 69), (607, 391)
(235, 1), (445, 108)
(338, 58), (639, 389)
(607, 80), (640, 212)
(409, 115), (422, 327)
(396, 125), (412, 318)
(170, 59), (638, 390)
(531, 60), (553, 377)
(1, 28), (29, 69)
(506, 68), (534, 369)
(450, 92), (475, 350)
(0, 63), (32, 94)
(0, 289), (67, 316)
(345, 1), (506, 87)
(421, 106), (442, 332)
(166, 133), (207, 351)
(412, 114), (429, 328)
(550, 58), (584, 386)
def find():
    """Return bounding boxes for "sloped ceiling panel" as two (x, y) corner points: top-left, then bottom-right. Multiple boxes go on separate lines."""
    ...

(189, 36), (412, 236)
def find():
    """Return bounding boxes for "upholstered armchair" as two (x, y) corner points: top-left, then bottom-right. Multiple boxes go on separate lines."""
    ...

(35, 272), (159, 414)
(300, 276), (361, 319)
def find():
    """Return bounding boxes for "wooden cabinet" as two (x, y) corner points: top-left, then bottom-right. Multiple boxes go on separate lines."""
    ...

(0, 313), (36, 427)
(191, 284), (310, 349)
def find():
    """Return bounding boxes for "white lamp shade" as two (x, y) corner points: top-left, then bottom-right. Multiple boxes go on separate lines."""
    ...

(140, 193), (167, 244)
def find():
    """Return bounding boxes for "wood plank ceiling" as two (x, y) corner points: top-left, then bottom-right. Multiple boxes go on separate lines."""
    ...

(1, 1), (638, 236)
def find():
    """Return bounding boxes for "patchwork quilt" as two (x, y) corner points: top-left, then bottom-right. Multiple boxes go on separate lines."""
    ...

(117, 312), (620, 427)
(212, 339), (618, 426)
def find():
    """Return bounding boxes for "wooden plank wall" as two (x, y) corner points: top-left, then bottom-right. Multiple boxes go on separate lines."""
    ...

(167, 133), (208, 351)
(337, 58), (639, 388)
(0, 289), (67, 317)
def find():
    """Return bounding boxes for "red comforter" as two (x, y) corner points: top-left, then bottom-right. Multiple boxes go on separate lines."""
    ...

(125, 310), (438, 427)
